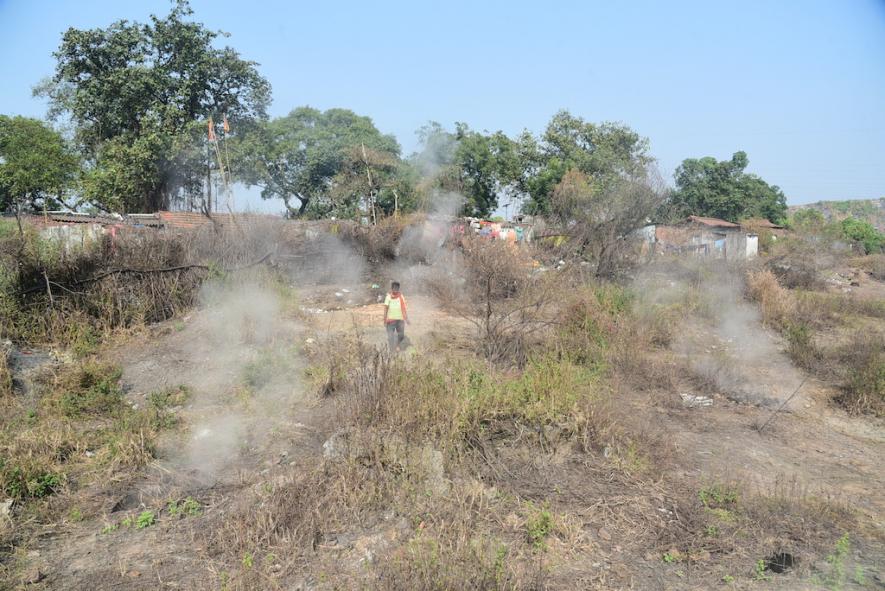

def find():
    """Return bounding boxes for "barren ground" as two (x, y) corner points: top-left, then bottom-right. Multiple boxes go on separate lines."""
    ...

(8, 271), (885, 590)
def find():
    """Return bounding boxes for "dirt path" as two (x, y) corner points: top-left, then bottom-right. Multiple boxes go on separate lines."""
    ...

(303, 293), (473, 352)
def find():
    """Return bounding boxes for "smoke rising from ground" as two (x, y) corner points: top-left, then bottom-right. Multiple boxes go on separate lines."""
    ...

(635, 261), (806, 408)
(125, 226), (369, 483)
(389, 191), (466, 296)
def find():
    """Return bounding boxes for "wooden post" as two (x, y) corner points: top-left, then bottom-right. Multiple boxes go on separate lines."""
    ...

(361, 143), (376, 225)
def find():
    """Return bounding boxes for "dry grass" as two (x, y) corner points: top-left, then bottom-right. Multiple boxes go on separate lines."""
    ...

(0, 347), (10, 398)
(746, 269), (796, 330)
(0, 359), (184, 534)
(747, 268), (885, 415)
(851, 253), (885, 280)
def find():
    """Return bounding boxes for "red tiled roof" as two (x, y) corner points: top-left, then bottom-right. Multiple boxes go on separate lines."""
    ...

(156, 211), (281, 229)
(687, 215), (740, 228)
(157, 211), (218, 229)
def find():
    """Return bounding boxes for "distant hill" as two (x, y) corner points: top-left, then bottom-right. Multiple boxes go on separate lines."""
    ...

(789, 198), (885, 231)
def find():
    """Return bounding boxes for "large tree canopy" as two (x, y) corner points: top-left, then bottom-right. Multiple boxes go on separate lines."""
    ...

(411, 122), (526, 218)
(0, 115), (79, 214)
(37, 0), (270, 213)
(236, 107), (407, 218)
(410, 112), (650, 219)
(522, 110), (652, 215)
(670, 151), (787, 223)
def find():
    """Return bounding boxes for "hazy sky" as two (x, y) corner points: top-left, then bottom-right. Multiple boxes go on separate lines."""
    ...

(1, 0), (884, 213)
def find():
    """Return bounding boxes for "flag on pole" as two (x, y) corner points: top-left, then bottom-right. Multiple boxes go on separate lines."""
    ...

(222, 115), (230, 134)
(208, 117), (216, 142)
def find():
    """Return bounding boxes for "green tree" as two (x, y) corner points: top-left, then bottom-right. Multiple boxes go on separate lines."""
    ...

(37, 0), (270, 213)
(523, 110), (652, 215)
(411, 122), (526, 217)
(670, 151), (787, 223)
(0, 115), (79, 215)
(236, 107), (404, 218)
(840, 218), (883, 254)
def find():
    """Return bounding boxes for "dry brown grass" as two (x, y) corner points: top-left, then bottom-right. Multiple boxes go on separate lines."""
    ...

(0, 347), (10, 398)
(746, 268), (885, 415)
(851, 253), (885, 280)
(654, 477), (859, 584)
(746, 269), (796, 330)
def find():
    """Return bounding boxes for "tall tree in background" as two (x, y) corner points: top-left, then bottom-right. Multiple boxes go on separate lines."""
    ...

(522, 110), (652, 215)
(670, 151), (787, 223)
(37, 0), (270, 213)
(0, 115), (79, 216)
(411, 122), (526, 217)
(236, 107), (405, 218)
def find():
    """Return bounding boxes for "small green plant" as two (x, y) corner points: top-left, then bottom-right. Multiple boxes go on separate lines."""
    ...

(167, 497), (201, 517)
(57, 363), (124, 417)
(1, 463), (63, 500)
(754, 559), (769, 581)
(68, 507), (83, 522)
(853, 566), (865, 586)
(822, 534), (850, 590)
(699, 484), (738, 508)
(121, 516), (133, 528)
(722, 574), (734, 583)
(135, 510), (155, 529)
(525, 503), (554, 550)
(705, 524), (720, 537)
(241, 552), (254, 569)
(663, 552), (677, 564)
(100, 523), (118, 534)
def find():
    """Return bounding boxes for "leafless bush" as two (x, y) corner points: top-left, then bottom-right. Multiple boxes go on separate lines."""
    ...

(432, 237), (557, 365)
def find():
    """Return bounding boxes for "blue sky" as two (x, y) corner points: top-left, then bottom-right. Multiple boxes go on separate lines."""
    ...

(1, 0), (884, 214)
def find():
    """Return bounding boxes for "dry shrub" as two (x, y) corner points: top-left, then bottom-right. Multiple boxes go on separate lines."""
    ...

(1, 229), (207, 345)
(745, 269), (795, 330)
(434, 237), (556, 366)
(765, 232), (849, 289)
(851, 253), (885, 281)
(340, 350), (609, 453)
(658, 478), (857, 581)
(834, 332), (885, 416)
(340, 214), (412, 263)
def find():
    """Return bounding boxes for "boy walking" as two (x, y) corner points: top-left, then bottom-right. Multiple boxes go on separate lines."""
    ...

(383, 281), (409, 352)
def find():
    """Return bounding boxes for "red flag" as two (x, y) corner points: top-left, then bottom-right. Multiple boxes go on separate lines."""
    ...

(208, 117), (216, 142)
(222, 115), (230, 134)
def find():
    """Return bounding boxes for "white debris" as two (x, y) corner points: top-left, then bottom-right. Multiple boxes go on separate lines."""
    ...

(680, 393), (713, 407)
(0, 499), (13, 516)
(334, 292), (343, 298)
(193, 428), (212, 440)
